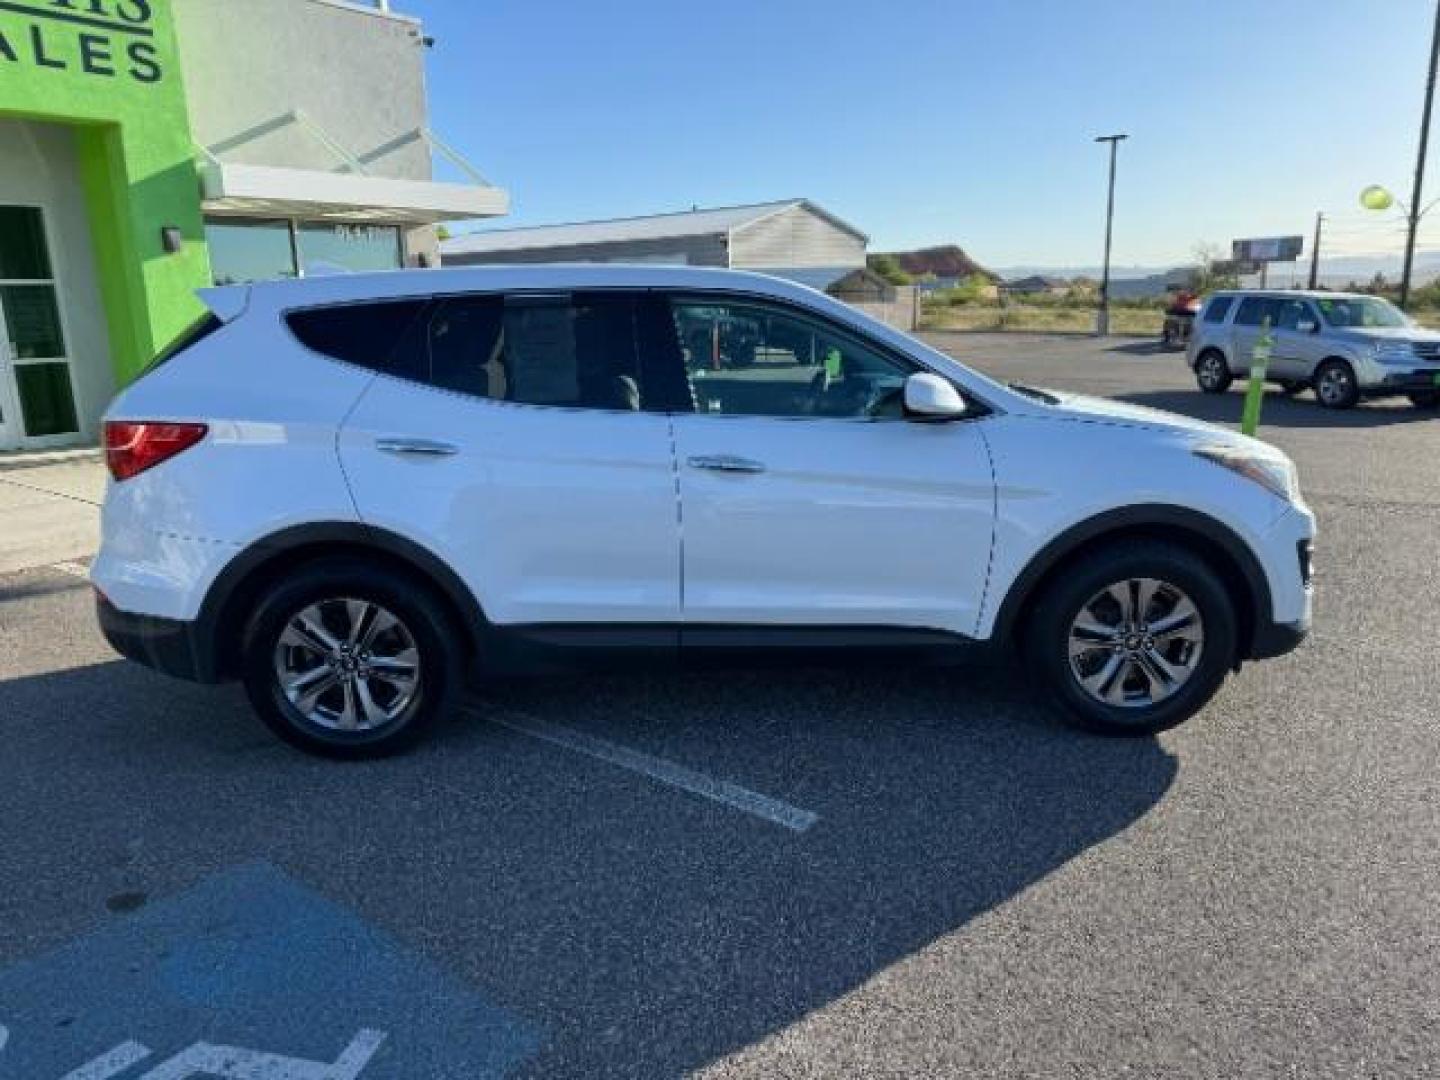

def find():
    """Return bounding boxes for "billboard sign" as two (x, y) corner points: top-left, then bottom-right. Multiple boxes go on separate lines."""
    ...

(1232, 236), (1303, 263)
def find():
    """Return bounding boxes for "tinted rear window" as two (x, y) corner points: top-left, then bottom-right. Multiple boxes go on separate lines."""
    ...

(287, 300), (430, 379)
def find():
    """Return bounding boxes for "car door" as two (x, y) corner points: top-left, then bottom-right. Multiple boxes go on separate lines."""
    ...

(334, 290), (681, 627)
(1229, 295), (1282, 374)
(1272, 298), (1321, 381)
(657, 291), (996, 637)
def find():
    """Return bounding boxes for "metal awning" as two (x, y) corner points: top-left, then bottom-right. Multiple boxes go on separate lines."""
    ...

(200, 161), (510, 225)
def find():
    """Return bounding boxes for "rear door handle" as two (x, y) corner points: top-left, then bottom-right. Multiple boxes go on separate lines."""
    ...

(376, 436), (459, 457)
(687, 454), (766, 474)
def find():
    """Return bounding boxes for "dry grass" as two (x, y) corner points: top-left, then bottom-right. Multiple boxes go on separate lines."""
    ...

(920, 304), (1163, 335)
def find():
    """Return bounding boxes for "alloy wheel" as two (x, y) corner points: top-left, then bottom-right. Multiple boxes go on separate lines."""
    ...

(1067, 577), (1205, 709)
(273, 598), (421, 731)
(1317, 365), (1354, 407)
(1198, 354), (1227, 390)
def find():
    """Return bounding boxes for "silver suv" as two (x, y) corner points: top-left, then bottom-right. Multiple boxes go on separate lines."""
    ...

(1186, 290), (1440, 410)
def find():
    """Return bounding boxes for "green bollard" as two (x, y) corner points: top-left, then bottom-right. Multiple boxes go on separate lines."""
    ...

(1241, 317), (1273, 437)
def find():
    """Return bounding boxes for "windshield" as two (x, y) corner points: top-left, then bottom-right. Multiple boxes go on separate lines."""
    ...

(1314, 296), (1410, 329)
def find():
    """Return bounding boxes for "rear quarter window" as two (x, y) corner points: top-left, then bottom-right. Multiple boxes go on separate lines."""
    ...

(286, 300), (430, 380)
(1202, 296), (1234, 324)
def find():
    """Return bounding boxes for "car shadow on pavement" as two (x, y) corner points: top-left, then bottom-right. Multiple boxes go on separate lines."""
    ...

(1107, 340), (1181, 358)
(0, 658), (1177, 1077)
(1115, 388), (1436, 429)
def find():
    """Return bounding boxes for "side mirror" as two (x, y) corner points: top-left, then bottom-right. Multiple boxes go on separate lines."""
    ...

(904, 373), (968, 420)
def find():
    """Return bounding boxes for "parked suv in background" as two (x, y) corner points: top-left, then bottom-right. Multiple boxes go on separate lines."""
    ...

(95, 267), (1315, 757)
(1187, 289), (1440, 409)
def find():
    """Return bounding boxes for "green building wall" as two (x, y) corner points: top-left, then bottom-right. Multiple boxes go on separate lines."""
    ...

(0, 0), (211, 384)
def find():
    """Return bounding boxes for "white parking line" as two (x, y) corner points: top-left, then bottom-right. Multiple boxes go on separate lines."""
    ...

(480, 709), (819, 833)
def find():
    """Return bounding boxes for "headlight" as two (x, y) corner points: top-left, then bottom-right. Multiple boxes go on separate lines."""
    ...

(1371, 342), (1416, 365)
(1193, 443), (1302, 503)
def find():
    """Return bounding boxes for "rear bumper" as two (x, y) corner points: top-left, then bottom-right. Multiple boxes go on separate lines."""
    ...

(97, 595), (219, 683)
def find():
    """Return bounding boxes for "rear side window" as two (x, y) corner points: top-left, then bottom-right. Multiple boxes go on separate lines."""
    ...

(287, 300), (430, 380)
(144, 313), (223, 374)
(1202, 296), (1234, 324)
(1233, 296), (1283, 327)
(428, 292), (647, 410)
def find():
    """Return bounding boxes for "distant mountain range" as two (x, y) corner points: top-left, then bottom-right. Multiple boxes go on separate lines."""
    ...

(995, 252), (1440, 288)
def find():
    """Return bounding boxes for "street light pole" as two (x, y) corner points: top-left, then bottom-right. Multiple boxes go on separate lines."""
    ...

(1402, 0), (1440, 308)
(1308, 211), (1325, 289)
(1095, 134), (1128, 335)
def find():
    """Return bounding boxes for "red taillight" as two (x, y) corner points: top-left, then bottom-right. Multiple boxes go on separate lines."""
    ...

(104, 422), (208, 481)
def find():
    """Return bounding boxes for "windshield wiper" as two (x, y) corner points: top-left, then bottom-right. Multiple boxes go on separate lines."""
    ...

(1008, 382), (1061, 404)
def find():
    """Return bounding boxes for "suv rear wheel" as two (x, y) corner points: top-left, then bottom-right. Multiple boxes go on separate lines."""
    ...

(239, 559), (460, 758)
(1025, 542), (1237, 737)
(1195, 350), (1233, 394)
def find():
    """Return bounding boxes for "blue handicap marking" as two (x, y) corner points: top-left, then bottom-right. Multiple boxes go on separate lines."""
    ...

(0, 862), (542, 1078)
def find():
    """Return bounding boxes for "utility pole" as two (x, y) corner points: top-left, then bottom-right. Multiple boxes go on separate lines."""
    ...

(1308, 212), (1325, 289)
(1402, 0), (1440, 308)
(1094, 134), (1127, 335)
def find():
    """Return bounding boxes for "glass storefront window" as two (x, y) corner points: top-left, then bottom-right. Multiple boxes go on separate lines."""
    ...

(298, 223), (403, 276)
(206, 220), (298, 286)
(1, 284), (66, 358)
(15, 362), (78, 437)
(0, 206), (51, 281)
(205, 219), (405, 284)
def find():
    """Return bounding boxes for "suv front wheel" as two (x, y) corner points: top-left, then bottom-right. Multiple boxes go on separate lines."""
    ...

(1025, 542), (1237, 737)
(239, 559), (461, 758)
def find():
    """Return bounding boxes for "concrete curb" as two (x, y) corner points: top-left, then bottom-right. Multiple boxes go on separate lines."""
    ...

(0, 447), (103, 474)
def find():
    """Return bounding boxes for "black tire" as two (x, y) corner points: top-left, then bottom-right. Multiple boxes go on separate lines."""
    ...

(239, 558), (461, 758)
(1023, 541), (1238, 737)
(1314, 359), (1360, 410)
(1407, 390), (1440, 408)
(1194, 349), (1233, 394)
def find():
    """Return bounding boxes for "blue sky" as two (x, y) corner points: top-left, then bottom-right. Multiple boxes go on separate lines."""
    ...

(407, 0), (1437, 270)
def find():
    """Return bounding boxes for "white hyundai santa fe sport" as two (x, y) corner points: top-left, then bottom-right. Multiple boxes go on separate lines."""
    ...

(94, 267), (1315, 757)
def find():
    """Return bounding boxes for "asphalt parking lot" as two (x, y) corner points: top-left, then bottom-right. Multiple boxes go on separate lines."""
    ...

(1, 332), (1437, 1077)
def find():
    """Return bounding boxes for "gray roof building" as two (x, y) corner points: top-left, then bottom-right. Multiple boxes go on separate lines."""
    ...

(441, 199), (868, 273)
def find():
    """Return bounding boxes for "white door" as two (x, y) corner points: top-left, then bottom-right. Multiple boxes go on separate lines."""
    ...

(662, 294), (996, 636)
(337, 290), (681, 627)
(0, 205), (80, 450)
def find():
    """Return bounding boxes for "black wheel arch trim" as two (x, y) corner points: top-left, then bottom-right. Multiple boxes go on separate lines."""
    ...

(197, 521), (490, 681)
(991, 504), (1275, 660)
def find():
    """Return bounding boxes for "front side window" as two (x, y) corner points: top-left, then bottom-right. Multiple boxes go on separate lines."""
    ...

(1276, 299), (1318, 331)
(429, 292), (645, 410)
(1315, 296), (1409, 329)
(1233, 296), (1283, 327)
(665, 297), (917, 419)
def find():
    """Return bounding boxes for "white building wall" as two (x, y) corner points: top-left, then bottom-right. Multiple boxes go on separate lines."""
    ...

(173, 0), (432, 182)
(0, 120), (114, 442)
(729, 204), (867, 269)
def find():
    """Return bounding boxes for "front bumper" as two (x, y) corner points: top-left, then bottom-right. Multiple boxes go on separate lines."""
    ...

(97, 594), (217, 683)
(1249, 613), (1311, 659)
(1361, 368), (1440, 394)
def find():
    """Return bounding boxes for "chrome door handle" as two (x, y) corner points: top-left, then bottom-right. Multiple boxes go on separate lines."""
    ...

(376, 436), (459, 457)
(687, 454), (766, 474)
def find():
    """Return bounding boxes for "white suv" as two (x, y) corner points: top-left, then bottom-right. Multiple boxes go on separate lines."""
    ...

(94, 267), (1315, 757)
